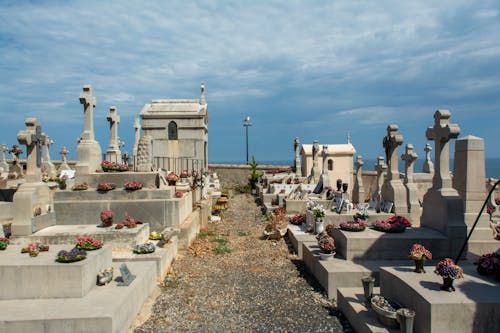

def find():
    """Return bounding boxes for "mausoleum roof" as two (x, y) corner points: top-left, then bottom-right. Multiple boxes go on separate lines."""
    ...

(301, 143), (356, 156)
(140, 98), (207, 116)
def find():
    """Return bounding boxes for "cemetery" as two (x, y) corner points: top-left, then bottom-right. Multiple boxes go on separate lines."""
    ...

(0, 83), (499, 333)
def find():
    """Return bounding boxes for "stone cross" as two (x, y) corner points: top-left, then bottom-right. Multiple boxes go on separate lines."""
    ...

(41, 134), (57, 177)
(42, 134), (54, 163)
(425, 110), (460, 189)
(133, 117), (141, 158)
(107, 106), (120, 147)
(311, 140), (320, 182)
(353, 155), (365, 203)
(401, 144), (418, 184)
(79, 85), (96, 141)
(382, 124), (404, 181)
(60, 146), (69, 163)
(0, 144), (8, 172)
(294, 137), (302, 177)
(422, 143), (434, 173)
(322, 145), (328, 175)
(373, 156), (387, 210)
(17, 118), (45, 182)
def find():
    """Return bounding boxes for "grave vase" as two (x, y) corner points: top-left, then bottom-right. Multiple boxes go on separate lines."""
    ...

(315, 221), (324, 234)
(319, 252), (335, 261)
(396, 308), (415, 333)
(342, 183), (348, 193)
(440, 277), (455, 292)
(98, 218), (113, 228)
(413, 259), (426, 273)
(361, 276), (375, 306)
(168, 180), (177, 186)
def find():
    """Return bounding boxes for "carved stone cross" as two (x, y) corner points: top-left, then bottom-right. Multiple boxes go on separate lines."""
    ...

(17, 118), (44, 182)
(373, 156), (387, 209)
(0, 144), (7, 162)
(382, 124), (404, 181)
(422, 143), (434, 173)
(322, 145), (329, 175)
(79, 85), (96, 141)
(107, 106), (120, 148)
(42, 134), (54, 162)
(60, 146), (69, 163)
(294, 137), (302, 177)
(425, 110), (460, 189)
(401, 144), (418, 184)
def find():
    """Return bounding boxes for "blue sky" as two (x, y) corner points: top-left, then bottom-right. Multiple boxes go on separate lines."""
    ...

(1, 1), (499, 165)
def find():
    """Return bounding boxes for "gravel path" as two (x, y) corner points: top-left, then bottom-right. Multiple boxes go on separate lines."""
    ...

(135, 193), (352, 332)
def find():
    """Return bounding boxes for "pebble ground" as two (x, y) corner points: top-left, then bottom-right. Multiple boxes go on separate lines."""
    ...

(135, 192), (353, 332)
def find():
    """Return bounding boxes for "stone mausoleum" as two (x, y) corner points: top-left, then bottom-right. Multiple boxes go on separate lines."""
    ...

(139, 82), (208, 172)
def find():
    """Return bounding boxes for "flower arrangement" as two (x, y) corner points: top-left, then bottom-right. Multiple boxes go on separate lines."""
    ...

(372, 216), (411, 233)
(434, 258), (464, 279)
(124, 181), (143, 191)
(76, 237), (103, 250)
(121, 215), (142, 228)
(133, 242), (156, 254)
(149, 231), (163, 240)
(175, 191), (184, 198)
(0, 237), (9, 250)
(7, 172), (17, 179)
(312, 205), (326, 221)
(44, 176), (67, 189)
(115, 224), (124, 229)
(99, 209), (114, 228)
(409, 243), (432, 261)
(72, 182), (88, 191)
(180, 170), (190, 178)
(476, 251), (500, 278)
(325, 223), (336, 235)
(101, 160), (129, 172)
(318, 235), (336, 254)
(289, 214), (305, 225)
(166, 172), (179, 182)
(97, 183), (116, 192)
(264, 207), (287, 239)
(340, 220), (368, 232)
(56, 247), (87, 263)
(21, 242), (49, 256)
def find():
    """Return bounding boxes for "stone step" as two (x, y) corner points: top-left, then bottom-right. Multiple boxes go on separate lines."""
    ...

(74, 171), (160, 188)
(0, 261), (157, 333)
(0, 245), (112, 300)
(286, 224), (316, 259)
(9, 224), (150, 250)
(337, 287), (398, 333)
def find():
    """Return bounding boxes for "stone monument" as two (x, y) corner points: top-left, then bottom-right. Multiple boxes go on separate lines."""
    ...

(0, 144), (9, 172)
(75, 85), (102, 174)
(133, 117), (141, 161)
(12, 118), (54, 235)
(57, 146), (72, 174)
(422, 143), (434, 174)
(136, 135), (153, 172)
(421, 110), (465, 255)
(8, 144), (23, 176)
(353, 155), (365, 204)
(373, 156), (387, 211)
(401, 144), (420, 223)
(310, 140), (320, 183)
(294, 137), (302, 177)
(381, 124), (407, 213)
(105, 106), (122, 163)
(41, 134), (57, 177)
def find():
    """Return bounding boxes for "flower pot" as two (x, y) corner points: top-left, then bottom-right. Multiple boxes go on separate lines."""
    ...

(414, 259), (426, 273)
(98, 218), (113, 228)
(440, 277), (455, 292)
(396, 308), (415, 333)
(361, 276), (375, 306)
(168, 180), (177, 186)
(320, 252), (335, 261)
(315, 221), (325, 234)
(342, 183), (348, 193)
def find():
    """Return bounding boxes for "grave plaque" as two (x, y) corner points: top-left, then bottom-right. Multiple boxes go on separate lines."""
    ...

(116, 263), (136, 286)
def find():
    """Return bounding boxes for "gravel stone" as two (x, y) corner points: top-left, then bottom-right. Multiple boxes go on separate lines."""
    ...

(135, 193), (353, 332)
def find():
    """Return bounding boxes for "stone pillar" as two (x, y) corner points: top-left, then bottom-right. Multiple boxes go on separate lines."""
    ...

(294, 137), (302, 177)
(322, 145), (328, 175)
(453, 135), (490, 239)
(373, 156), (387, 211)
(401, 144), (420, 222)
(381, 124), (407, 213)
(0, 144), (8, 172)
(12, 118), (54, 236)
(353, 155), (365, 204)
(105, 106), (122, 163)
(310, 140), (320, 183)
(422, 143), (434, 174)
(57, 146), (72, 174)
(76, 85), (102, 175)
(136, 136), (153, 172)
(133, 117), (141, 161)
(421, 110), (465, 256)
(41, 134), (57, 177)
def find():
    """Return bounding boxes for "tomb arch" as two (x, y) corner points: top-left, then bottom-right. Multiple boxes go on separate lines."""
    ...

(168, 121), (178, 140)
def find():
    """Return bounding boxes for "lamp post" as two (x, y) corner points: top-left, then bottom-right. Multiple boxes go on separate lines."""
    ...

(243, 116), (252, 163)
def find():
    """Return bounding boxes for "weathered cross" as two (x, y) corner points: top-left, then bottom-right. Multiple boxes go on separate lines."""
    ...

(42, 134), (54, 162)
(356, 155), (364, 171)
(322, 145), (329, 175)
(79, 85), (96, 141)
(373, 156), (387, 208)
(0, 144), (7, 162)
(426, 110), (460, 189)
(312, 140), (319, 168)
(9, 144), (23, 163)
(17, 118), (45, 182)
(107, 106), (120, 148)
(422, 143), (434, 173)
(294, 137), (302, 177)
(60, 146), (69, 163)
(401, 144), (418, 184)
(382, 124), (404, 181)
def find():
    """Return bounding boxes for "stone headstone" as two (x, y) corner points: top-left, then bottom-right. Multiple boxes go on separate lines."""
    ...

(9, 144), (24, 176)
(381, 124), (407, 213)
(133, 117), (141, 160)
(136, 135), (153, 172)
(17, 118), (44, 182)
(117, 263), (136, 286)
(310, 140), (320, 183)
(57, 146), (72, 174)
(401, 144), (420, 222)
(353, 155), (365, 204)
(0, 144), (9, 172)
(422, 143), (434, 174)
(75, 85), (103, 174)
(294, 137), (302, 177)
(373, 156), (387, 212)
(105, 106), (122, 163)
(41, 134), (57, 177)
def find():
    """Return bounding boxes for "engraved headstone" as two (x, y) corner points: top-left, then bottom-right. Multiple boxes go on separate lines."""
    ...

(116, 263), (136, 286)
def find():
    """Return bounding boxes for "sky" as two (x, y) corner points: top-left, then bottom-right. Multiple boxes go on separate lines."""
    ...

(1, 0), (499, 165)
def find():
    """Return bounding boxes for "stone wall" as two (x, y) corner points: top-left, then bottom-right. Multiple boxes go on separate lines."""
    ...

(208, 164), (291, 187)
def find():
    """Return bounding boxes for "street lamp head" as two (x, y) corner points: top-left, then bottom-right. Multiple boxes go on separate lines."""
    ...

(243, 116), (252, 127)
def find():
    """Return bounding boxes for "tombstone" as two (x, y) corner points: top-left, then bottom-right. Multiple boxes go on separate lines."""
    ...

(75, 85), (103, 174)
(41, 134), (57, 177)
(8, 144), (24, 176)
(57, 146), (72, 174)
(105, 106), (122, 163)
(422, 143), (434, 174)
(373, 156), (387, 211)
(452, 135), (491, 239)
(133, 117), (141, 161)
(401, 144), (420, 223)
(12, 118), (54, 236)
(0, 144), (9, 172)
(294, 137), (302, 177)
(421, 110), (465, 256)
(136, 135), (153, 172)
(310, 140), (320, 183)
(352, 155), (365, 204)
(380, 124), (407, 213)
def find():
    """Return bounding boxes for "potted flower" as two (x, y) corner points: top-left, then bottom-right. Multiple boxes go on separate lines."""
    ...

(318, 234), (336, 260)
(166, 172), (179, 186)
(0, 237), (9, 250)
(476, 250), (500, 280)
(372, 216), (411, 233)
(124, 181), (143, 191)
(325, 223), (336, 236)
(101, 160), (129, 172)
(133, 242), (156, 254)
(409, 243), (432, 273)
(289, 214), (305, 225)
(97, 183), (116, 192)
(434, 258), (464, 291)
(312, 205), (326, 234)
(98, 210), (114, 228)
(21, 242), (49, 256)
(121, 215), (140, 228)
(72, 182), (88, 191)
(340, 220), (367, 232)
(264, 207), (287, 240)
(76, 237), (103, 250)
(175, 191), (184, 198)
(180, 170), (190, 179)
(56, 247), (87, 263)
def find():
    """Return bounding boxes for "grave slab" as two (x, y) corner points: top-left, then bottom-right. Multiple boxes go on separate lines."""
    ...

(287, 223), (316, 259)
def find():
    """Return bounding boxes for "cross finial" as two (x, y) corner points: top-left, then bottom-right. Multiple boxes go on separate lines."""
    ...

(356, 155), (364, 169)
(382, 124), (404, 181)
(79, 85), (96, 141)
(401, 144), (418, 183)
(200, 81), (206, 105)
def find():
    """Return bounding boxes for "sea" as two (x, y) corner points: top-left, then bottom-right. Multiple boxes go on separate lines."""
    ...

(210, 158), (500, 179)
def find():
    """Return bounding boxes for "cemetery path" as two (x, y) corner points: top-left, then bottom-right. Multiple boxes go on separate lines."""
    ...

(134, 193), (351, 333)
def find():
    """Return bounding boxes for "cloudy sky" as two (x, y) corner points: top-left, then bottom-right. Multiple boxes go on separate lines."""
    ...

(1, 1), (499, 165)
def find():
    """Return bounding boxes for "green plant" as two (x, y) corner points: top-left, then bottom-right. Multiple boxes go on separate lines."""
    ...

(211, 237), (228, 245)
(199, 230), (214, 239)
(215, 245), (232, 255)
(248, 155), (263, 190)
(237, 231), (250, 236)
